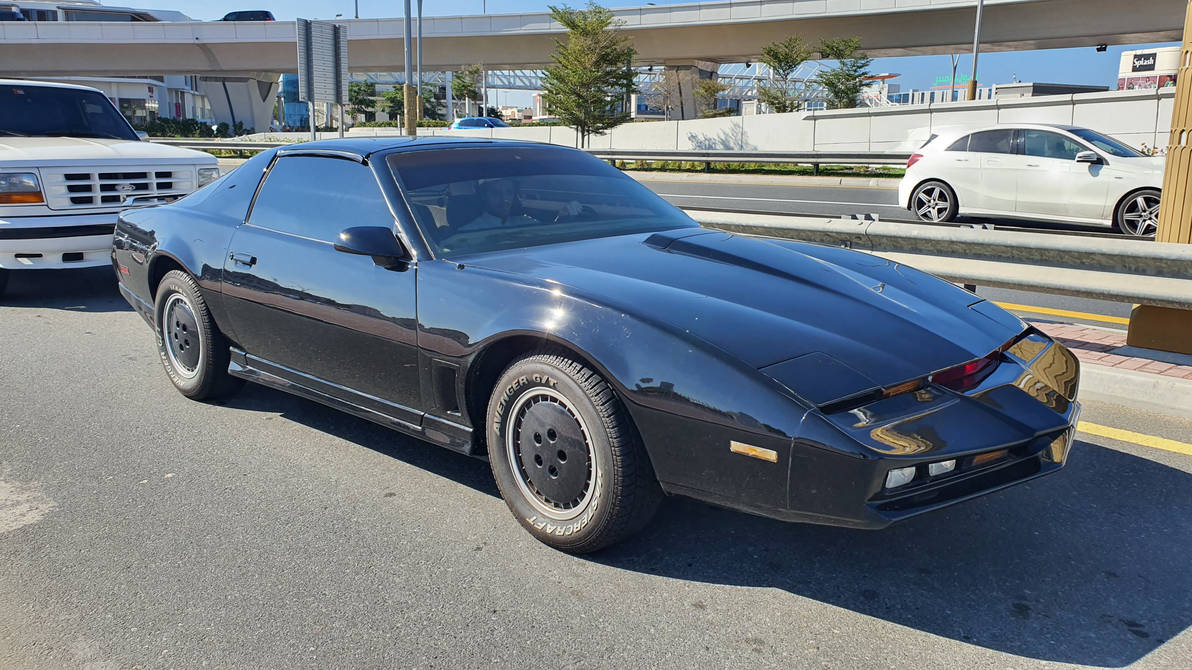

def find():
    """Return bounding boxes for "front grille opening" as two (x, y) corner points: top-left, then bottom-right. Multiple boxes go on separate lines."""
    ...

(98, 172), (148, 180)
(64, 173), (90, 181)
(66, 184), (93, 193)
(70, 196), (96, 204)
(100, 195), (121, 203)
(15, 253), (43, 259)
(158, 182), (173, 190)
(155, 171), (172, 178)
(62, 252), (85, 262)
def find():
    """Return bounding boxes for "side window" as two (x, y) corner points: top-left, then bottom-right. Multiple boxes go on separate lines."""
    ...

(459, 119), (478, 128)
(176, 148), (274, 221)
(248, 156), (393, 242)
(967, 130), (1014, 154)
(946, 134), (970, 152)
(1023, 130), (1085, 161)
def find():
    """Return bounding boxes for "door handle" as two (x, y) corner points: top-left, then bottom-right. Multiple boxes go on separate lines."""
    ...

(230, 252), (257, 267)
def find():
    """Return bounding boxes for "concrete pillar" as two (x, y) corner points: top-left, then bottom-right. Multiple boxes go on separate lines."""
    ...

(663, 60), (717, 121)
(445, 71), (454, 122)
(1128, 0), (1192, 354)
(197, 75), (279, 133)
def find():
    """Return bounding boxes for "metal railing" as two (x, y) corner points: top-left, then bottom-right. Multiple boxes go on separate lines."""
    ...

(151, 138), (912, 170)
(689, 210), (1192, 310)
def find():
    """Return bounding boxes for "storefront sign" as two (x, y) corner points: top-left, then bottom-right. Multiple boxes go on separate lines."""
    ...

(1133, 53), (1157, 72)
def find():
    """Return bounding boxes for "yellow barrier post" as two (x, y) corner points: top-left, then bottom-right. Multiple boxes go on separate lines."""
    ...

(1127, 0), (1192, 354)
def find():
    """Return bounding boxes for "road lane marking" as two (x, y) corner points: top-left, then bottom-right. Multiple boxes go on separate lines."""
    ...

(1077, 422), (1192, 456)
(994, 302), (1130, 326)
(655, 193), (899, 208)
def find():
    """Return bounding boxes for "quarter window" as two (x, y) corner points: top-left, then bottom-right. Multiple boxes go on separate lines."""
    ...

(946, 135), (970, 152)
(1023, 130), (1086, 161)
(248, 156), (393, 242)
(967, 130), (1015, 154)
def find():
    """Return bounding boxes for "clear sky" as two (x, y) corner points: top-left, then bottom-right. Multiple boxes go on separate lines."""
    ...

(132, 0), (1175, 98)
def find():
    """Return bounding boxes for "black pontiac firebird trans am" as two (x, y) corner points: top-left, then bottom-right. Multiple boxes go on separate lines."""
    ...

(112, 137), (1081, 553)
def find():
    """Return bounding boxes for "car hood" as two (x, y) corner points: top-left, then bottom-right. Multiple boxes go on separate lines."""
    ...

(466, 228), (1025, 393)
(0, 136), (216, 167)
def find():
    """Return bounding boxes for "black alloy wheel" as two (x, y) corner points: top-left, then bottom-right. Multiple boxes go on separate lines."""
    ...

(486, 352), (662, 553)
(153, 270), (243, 400)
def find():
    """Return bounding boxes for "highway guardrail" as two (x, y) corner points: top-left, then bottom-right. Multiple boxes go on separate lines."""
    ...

(688, 210), (1192, 310)
(150, 138), (911, 169)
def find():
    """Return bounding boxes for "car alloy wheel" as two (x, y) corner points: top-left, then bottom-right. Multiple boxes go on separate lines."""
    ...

(153, 270), (243, 400)
(486, 352), (662, 553)
(1119, 192), (1161, 237)
(161, 293), (201, 379)
(506, 387), (598, 521)
(914, 185), (952, 222)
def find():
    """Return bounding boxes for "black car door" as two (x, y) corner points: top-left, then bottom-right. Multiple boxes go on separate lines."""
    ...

(221, 152), (422, 426)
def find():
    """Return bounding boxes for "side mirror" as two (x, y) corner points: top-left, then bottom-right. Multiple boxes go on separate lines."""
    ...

(1075, 151), (1101, 164)
(334, 226), (408, 269)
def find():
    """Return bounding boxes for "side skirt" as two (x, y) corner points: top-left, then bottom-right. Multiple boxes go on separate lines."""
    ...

(228, 348), (476, 456)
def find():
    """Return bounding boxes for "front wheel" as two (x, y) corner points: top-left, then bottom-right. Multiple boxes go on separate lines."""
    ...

(486, 352), (662, 553)
(0, 268), (8, 298)
(911, 180), (959, 223)
(153, 270), (243, 400)
(1114, 189), (1161, 237)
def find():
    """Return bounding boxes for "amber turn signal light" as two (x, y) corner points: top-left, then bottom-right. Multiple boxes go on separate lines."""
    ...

(972, 449), (1009, 466)
(0, 192), (45, 204)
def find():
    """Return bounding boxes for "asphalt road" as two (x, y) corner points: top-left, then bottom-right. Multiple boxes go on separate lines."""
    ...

(637, 175), (1121, 236)
(2, 267), (1190, 670)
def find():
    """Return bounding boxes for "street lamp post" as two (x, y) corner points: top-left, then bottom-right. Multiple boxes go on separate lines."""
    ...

(967, 0), (985, 101)
(416, 0), (423, 121)
(403, 0), (416, 136)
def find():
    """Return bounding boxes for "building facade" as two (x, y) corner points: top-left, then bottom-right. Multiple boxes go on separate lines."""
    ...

(1118, 46), (1181, 91)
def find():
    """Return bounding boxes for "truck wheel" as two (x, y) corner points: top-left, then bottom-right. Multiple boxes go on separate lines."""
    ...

(153, 270), (242, 400)
(486, 352), (662, 553)
(0, 269), (8, 298)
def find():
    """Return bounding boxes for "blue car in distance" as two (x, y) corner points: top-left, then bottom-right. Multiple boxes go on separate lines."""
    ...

(449, 117), (510, 130)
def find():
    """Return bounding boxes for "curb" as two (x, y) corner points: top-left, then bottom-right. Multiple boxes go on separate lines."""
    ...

(1078, 363), (1192, 418)
(623, 170), (901, 189)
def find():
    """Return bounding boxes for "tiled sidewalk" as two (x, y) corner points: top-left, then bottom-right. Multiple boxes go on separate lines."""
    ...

(1028, 320), (1192, 381)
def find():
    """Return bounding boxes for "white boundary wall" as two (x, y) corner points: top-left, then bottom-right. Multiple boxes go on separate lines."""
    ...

(335, 88), (1175, 154)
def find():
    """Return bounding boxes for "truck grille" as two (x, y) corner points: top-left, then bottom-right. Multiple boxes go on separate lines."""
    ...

(41, 167), (196, 210)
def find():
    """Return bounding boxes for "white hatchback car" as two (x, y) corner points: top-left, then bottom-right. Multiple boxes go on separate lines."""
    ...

(898, 124), (1164, 236)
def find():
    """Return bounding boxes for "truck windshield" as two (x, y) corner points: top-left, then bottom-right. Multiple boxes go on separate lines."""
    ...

(0, 84), (139, 141)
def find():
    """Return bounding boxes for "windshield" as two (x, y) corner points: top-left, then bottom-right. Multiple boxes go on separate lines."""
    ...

(388, 146), (699, 257)
(1067, 127), (1143, 158)
(0, 84), (139, 141)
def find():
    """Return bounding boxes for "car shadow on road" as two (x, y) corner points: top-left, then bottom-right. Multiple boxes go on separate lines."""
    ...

(212, 383), (1189, 667)
(1, 266), (130, 312)
(215, 383), (500, 498)
(596, 441), (1191, 667)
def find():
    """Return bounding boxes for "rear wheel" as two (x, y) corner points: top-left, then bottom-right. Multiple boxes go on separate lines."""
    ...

(153, 270), (242, 400)
(486, 352), (662, 553)
(1114, 189), (1161, 237)
(0, 269), (8, 298)
(911, 180), (959, 223)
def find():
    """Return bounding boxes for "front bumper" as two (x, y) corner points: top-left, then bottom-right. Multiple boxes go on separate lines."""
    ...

(639, 329), (1081, 530)
(0, 212), (117, 270)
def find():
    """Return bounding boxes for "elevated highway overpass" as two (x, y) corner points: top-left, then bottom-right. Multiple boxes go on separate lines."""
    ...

(0, 0), (1184, 77)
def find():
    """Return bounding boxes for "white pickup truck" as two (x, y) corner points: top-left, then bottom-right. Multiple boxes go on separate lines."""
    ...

(0, 79), (219, 297)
